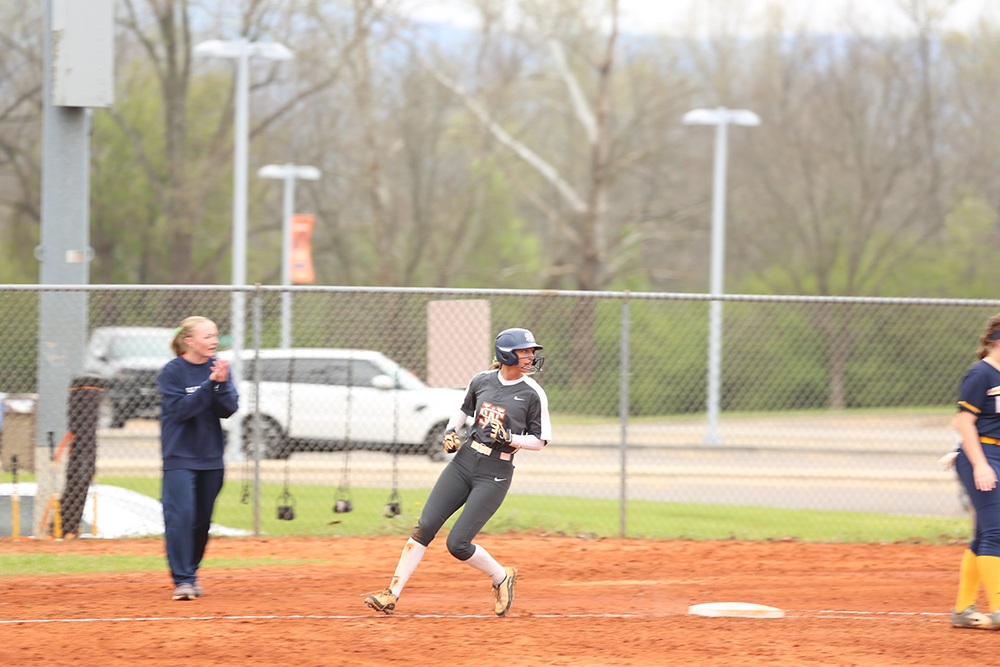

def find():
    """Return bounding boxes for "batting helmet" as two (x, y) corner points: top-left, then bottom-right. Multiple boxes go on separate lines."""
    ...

(495, 328), (545, 372)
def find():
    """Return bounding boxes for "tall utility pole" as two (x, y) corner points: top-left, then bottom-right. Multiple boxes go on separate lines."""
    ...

(193, 39), (293, 460)
(35, 0), (114, 537)
(258, 163), (321, 349)
(683, 107), (760, 445)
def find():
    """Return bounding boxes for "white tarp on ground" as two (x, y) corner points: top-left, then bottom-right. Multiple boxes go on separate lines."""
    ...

(0, 483), (249, 539)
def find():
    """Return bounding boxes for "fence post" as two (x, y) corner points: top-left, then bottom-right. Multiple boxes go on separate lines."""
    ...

(252, 285), (262, 536)
(619, 293), (630, 538)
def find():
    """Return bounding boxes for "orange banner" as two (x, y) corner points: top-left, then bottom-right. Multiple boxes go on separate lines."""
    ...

(290, 214), (315, 284)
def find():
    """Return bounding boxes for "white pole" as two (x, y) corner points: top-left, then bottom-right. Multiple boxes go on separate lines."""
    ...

(232, 40), (250, 289)
(281, 164), (295, 349)
(684, 106), (757, 446)
(195, 39), (294, 461)
(705, 109), (729, 445)
(228, 40), (249, 461)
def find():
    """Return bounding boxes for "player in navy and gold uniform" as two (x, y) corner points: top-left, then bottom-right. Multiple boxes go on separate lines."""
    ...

(951, 314), (1000, 629)
(364, 328), (551, 617)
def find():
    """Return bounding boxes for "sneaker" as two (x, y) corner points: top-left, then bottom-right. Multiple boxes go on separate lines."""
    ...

(172, 583), (196, 601)
(193, 581), (204, 598)
(950, 605), (993, 629)
(493, 566), (517, 617)
(364, 588), (397, 615)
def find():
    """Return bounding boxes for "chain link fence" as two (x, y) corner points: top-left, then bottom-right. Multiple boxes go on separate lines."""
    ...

(0, 285), (992, 540)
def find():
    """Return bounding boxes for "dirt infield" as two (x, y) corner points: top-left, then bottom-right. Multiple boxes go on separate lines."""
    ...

(0, 535), (995, 666)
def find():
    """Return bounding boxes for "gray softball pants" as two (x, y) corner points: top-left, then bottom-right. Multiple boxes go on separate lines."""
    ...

(410, 444), (513, 560)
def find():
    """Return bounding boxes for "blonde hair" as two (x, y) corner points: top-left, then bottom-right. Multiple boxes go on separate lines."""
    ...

(977, 313), (1000, 360)
(171, 316), (213, 357)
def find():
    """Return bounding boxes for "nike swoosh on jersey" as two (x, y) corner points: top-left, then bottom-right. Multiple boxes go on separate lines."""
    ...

(494, 477), (507, 482)
(514, 396), (524, 401)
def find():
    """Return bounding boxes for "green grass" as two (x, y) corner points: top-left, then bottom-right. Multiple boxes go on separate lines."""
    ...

(89, 476), (971, 544)
(0, 475), (972, 577)
(0, 471), (36, 483)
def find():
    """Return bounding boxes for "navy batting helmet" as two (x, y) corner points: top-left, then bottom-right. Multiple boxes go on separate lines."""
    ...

(495, 328), (545, 372)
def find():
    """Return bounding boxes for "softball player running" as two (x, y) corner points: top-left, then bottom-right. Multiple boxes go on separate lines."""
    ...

(364, 328), (551, 617)
(950, 313), (1000, 629)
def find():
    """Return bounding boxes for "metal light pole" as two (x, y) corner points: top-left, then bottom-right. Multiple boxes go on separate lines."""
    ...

(683, 107), (760, 445)
(194, 39), (293, 459)
(36, 0), (114, 538)
(258, 163), (321, 349)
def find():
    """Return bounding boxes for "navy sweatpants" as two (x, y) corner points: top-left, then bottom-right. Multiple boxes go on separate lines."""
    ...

(162, 468), (224, 585)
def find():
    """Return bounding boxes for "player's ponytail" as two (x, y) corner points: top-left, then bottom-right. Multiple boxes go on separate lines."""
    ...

(977, 313), (1000, 359)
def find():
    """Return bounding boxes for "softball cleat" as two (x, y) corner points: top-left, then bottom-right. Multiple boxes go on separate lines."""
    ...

(950, 605), (993, 629)
(364, 588), (397, 615)
(493, 566), (517, 617)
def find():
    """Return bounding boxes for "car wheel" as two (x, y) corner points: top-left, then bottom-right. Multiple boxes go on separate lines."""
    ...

(424, 421), (450, 462)
(242, 415), (290, 460)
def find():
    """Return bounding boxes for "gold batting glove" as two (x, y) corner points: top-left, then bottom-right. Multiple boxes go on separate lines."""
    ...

(443, 429), (461, 454)
(486, 418), (513, 446)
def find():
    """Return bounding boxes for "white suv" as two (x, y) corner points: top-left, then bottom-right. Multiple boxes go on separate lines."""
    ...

(219, 348), (467, 460)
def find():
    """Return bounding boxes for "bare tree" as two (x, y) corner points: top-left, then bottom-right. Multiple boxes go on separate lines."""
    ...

(104, 0), (337, 288)
(417, 0), (625, 291)
(0, 0), (43, 282)
(720, 7), (956, 407)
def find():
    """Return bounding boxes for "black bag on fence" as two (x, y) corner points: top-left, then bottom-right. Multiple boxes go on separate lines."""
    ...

(61, 376), (105, 538)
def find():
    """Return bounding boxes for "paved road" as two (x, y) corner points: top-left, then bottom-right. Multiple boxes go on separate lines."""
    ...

(84, 412), (966, 518)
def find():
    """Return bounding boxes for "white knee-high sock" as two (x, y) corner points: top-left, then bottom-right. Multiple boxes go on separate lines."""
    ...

(389, 538), (427, 598)
(464, 544), (507, 585)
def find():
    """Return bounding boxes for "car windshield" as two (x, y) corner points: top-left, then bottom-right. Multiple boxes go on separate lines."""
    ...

(110, 336), (174, 361)
(372, 356), (427, 390)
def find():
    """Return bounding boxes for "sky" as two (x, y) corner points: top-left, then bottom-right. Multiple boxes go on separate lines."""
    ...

(399, 0), (997, 36)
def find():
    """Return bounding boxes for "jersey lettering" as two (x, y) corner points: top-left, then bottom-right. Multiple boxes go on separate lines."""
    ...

(989, 386), (1000, 413)
(479, 402), (506, 427)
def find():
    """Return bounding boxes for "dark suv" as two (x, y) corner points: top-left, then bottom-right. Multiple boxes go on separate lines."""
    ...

(83, 327), (175, 428)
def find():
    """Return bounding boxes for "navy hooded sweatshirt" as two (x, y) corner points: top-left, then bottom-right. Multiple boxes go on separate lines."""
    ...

(158, 356), (239, 471)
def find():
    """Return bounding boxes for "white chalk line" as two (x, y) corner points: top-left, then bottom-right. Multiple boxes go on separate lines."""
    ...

(0, 610), (951, 625)
(0, 613), (647, 624)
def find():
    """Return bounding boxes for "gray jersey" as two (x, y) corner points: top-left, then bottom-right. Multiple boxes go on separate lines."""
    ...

(462, 370), (552, 452)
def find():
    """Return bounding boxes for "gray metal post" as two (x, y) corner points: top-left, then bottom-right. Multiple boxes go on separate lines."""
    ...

(705, 113), (729, 445)
(619, 296), (630, 538)
(252, 288), (262, 536)
(35, 0), (91, 537)
(281, 167), (295, 349)
(228, 42), (249, 463)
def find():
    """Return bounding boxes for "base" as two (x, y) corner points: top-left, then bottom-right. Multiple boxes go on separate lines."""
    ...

(688, 602), (785, 618)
